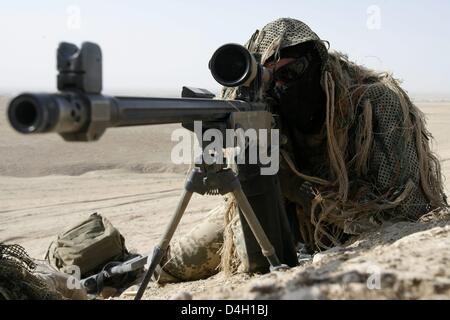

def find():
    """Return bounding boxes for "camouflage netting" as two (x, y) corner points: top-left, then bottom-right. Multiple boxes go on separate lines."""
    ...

(305, 53), (446, 248)
(0, 244), (62, 300)
(221, 18), (447, 272)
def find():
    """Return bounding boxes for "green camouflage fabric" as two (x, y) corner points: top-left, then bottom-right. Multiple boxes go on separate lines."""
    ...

(46, 212), (127, 277)
(156, 203), (225, 282)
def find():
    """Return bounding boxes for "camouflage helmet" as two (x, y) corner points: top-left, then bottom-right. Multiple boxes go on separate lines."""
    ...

(245, 18), (328, 68)
(220, 18), (329, 99)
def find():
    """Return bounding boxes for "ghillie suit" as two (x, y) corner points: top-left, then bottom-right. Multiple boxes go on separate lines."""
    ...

(159, 18), (447, 280)
(0, 244), (62, 300)
(221, 18), (446, 268)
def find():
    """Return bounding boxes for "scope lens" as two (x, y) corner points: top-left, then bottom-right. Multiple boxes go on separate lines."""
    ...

(212, 46), (248, 84)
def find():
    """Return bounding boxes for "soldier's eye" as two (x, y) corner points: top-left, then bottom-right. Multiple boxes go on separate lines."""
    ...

(274, 57), (309, 83)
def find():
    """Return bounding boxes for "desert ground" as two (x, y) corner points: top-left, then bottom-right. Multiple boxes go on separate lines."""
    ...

(1, 95), (450, 299)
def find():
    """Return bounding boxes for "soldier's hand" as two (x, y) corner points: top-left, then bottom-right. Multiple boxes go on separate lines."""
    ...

(279, 167), (315, 206)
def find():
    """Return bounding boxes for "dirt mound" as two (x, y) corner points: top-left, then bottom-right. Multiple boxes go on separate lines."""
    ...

(141, 211), (450, 300)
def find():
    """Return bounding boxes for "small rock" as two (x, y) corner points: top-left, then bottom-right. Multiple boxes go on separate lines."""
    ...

(119, 285), (140, 298)
(312, 253), (327, 265)
(170, 292), (193, 300)
(341, 271), (364, 284)
(249, 281), (278, 294)
(281, 286), (322, 300)
(100, 286), (117, 299)
(433, 282), (450, 294)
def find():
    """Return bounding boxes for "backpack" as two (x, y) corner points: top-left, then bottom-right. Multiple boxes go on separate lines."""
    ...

(45, 213), (128, 277)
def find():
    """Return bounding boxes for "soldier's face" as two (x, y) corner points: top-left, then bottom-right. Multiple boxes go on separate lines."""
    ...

(264, 58), (297, 87)
(262, 47), (326, 134)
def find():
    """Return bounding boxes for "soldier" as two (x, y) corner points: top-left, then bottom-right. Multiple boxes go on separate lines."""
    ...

(155, 18), (447, 282)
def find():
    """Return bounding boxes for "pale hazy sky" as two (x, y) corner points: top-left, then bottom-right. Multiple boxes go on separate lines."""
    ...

(1, 0), (449, 98)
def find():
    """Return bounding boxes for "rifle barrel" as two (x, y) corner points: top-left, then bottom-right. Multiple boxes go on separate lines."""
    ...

(7, 92), (255, 141)
(113, 96), (248, 127)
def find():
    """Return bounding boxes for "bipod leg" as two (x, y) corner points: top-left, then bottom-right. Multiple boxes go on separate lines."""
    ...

(232, 186), (288, 271)
(134, 187), (193, 300)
